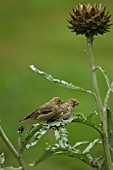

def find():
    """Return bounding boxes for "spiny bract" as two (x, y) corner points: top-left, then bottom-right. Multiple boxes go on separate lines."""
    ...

(68, 4), (112, 37)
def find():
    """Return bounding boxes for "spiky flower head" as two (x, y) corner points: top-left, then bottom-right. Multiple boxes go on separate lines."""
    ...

(68, 4), (112, 37)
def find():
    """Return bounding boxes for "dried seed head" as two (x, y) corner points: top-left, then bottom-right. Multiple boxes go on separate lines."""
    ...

(68, 4), (112, 37)
(18, 126), (25, 134)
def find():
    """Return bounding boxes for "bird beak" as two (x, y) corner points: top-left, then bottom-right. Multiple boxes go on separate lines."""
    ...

(76, 101), (80, 106)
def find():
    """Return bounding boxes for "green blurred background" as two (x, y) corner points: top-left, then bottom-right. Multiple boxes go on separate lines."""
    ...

(0, 0), (113, 169)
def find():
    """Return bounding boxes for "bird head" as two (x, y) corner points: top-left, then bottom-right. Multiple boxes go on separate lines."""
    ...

(51, 97), (64, 106)
(67, 99), (80, 107)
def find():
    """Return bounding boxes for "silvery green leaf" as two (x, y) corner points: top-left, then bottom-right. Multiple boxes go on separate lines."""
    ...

(20, 123), (42, 154)
(83, 138), (102, 154)
(95, 66), (113, 92)
(0, 153), (5, 164)
(54, 129), (60, 140)
(54, 127), (69, 148)
(73, 141), (89, 149)
(30, 65), (94, 95)
(107, 108), (113, 162)
(29, 143), (90, 167)
(29, 144), (55, 167)
(2, 167), (22, 170)
(49, 121), (61, 127)
(26, 127), (48, 148)
(27, 123), (40, 134)
(72, 113), (104, 138)
(87, 111), (98, 120)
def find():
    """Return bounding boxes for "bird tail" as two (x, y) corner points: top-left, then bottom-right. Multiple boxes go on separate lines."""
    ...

(19, 115), (32, 123)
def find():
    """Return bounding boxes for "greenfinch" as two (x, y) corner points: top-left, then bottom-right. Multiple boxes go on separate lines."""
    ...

(19, 97), (63, 123)
(48, 98), (80, 122)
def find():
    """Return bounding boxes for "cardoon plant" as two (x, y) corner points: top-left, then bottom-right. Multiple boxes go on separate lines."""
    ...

(0, 3), (113, 170)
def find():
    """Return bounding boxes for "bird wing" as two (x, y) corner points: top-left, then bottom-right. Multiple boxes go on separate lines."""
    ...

(37, 107), (53, 114)
(47, 106), (68, 122)
(19, 99), (60, 123)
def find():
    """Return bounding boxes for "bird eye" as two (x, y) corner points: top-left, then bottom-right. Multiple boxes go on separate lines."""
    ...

(58, 100), (61, 103)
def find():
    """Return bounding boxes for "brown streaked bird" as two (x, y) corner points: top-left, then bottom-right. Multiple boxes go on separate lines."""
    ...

(48, 98), (80, 122)
(19, 97), (63, 123)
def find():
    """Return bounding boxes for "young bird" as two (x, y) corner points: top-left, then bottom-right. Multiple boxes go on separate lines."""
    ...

(48, 98), (80, 122)
(19, 97), (63, 123)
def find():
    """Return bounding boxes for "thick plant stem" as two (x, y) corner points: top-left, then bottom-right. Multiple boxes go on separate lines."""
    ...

(87, 37), (103, 118)
(0, 126), (26, 170)
(87, 37), (112, 170)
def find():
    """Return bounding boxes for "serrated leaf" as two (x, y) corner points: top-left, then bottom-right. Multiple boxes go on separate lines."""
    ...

(29, 143), (91, 167)
(107, 108), (113, 162)
(55, 127), (68, 148)
(0, 166), (22, 170)
(72, 113), (105, 138)
(30, 65), (94, 95)
(86, 154), (101, 169)
(54, 130), (60, 140)
(101, 160), (107, 170)
(87, 111), (98, 120)
(3, 167), (22, 170)
(83, 138), (102, 154)
(21, 116), (74, 154)
(26, 127), (48, 148)
(49, 121), (61, 127)
(20, 123), (42, 154)
(0, 153), (5, 164)
(27, 123), (40, 134)
(95, 66), (113, 92)
(104, 82), (113, 109)
(50, 114), (76, 126)
(28, 124), (101, 169)
(29, 144), (56, 167)
(73, 141), (89, 149)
